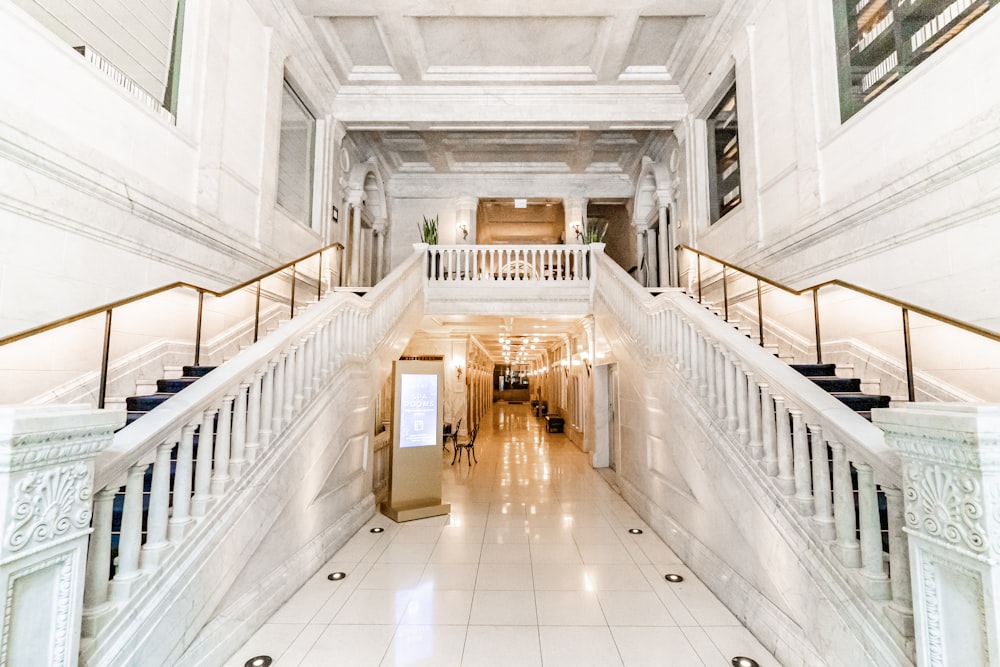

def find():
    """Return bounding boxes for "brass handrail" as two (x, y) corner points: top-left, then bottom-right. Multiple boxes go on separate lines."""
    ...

(677, 244), (1000, 402)
(0, 243), (344, 346)
(677, 244), (1000, 343)
(2, 242), (344, 408)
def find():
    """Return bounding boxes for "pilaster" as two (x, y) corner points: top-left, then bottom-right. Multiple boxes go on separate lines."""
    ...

(874, 404), (1000, 667)
(0, 405), (121, 666)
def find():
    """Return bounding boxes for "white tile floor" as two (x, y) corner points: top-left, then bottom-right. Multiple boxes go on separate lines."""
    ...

(224, 403), (782, 667)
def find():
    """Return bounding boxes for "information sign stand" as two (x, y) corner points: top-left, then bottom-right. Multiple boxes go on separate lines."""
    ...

(380, 360), (451, 522)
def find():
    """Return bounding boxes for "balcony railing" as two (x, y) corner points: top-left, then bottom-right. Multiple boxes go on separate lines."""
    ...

(424, 244), (590, 283)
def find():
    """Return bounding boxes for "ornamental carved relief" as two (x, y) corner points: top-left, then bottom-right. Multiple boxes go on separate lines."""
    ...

(5, 462), (93, 552)
(905, 463), (986, 555)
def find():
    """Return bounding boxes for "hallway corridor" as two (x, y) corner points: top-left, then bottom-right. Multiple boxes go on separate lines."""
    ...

(224, 403), (780, 666)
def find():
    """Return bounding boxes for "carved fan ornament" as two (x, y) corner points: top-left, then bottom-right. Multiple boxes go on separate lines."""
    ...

(905, 463), (986, 554)
(5, 463), (92, 552)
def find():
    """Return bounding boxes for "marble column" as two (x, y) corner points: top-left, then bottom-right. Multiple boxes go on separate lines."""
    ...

(373, 219), (388, 283)
(0, 405), (122, 665)
(348, 197), (363, 286)
(565, 196), (587, 244)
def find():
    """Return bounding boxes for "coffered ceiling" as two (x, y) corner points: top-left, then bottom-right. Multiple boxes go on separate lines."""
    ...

(298, 0), (720, 86)
(296, 1), (723, 179)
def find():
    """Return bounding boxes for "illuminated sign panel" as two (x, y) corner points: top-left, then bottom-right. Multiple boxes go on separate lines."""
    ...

(399, 373), (439, 448)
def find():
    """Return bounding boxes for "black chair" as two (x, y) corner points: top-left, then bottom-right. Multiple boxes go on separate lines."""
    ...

(444, 417), (462, 451)
(451, 423), (479, 466)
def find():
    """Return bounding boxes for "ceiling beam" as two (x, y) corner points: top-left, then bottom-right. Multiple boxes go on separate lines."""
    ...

(333, 84), (686, 127)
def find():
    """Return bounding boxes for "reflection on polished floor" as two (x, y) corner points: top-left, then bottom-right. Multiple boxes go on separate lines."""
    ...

(225, 403), (781, 666)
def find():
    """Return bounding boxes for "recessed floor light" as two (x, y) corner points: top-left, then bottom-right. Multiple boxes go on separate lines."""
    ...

(628, 528), (643, 534)
(664, 574), (684, 583)
(731, 657), (760, 667)
(370, 527), (385, 533)
(327, 572), (346, 581)
(245, 657), (272, 667)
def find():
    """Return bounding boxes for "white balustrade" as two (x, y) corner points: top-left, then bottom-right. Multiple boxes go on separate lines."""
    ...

(80, 250), (428, 662)
(425, 245), (590, 284)
(589, 251), (910, 660)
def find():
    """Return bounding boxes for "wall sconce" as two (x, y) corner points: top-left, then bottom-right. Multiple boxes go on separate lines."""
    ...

(457, 221), (469, 240)
(455, 364), (464, 380)
(570, 220), (582, 241)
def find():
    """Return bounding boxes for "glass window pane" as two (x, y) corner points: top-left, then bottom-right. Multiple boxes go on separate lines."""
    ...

(833, 0), (996, 120)
(276, 82), (316, 226)
(707, 82), (741, 224)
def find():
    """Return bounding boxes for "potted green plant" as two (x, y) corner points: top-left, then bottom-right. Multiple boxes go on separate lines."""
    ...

(583, 220), (607, 244)
(417, 214), (439, 244)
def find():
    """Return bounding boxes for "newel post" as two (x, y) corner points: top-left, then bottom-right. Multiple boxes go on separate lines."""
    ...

(874, 404), (1000, 667)
(0, 405), (122, 666)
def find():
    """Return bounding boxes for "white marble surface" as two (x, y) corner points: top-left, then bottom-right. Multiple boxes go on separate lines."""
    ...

(223, 403), (779, 667)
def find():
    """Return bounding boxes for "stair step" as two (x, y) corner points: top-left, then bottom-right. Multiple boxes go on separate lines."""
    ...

(126, 411), (146, 425)
(157, 377), (199, 393)
(830, 393), (891, 411)
(163, 365), (185, 379)
(790, 363), (837, 377)
(809, 377), (861, 392)
(125, 393), (174, 411)
(182, 365), (217, 377)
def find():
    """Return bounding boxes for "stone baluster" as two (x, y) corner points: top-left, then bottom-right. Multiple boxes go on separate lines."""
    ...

(807, 424), (836, 540)
(830, 441), (861, 567)
(790, 410), (814, 514)
(207, 397), (234, 492)
(746, 373), (763, 460)
(320, 320), (331, 381)
(192, 407), (216, 516)
(675, 318), (685, 374)
(259, 363), (274, 449)
(141, 441), (174, 569)
(245, 372), (262, 464)
(284, 345), (297, 421)
(168, 424), (196, 542)
(302, 334), (314, 401)
(723, 352), (737, 432)
(313, 329), (323, 390)
(272, 354), (286, 435)
(230, 383), (249, 479)
(773, 397), (795, 495)
(697, 335), (708, 398)
(855, 462), (891, 599)
(881, 484), (914, 638)
(735, 363), (749, 445)
(705, 340), (717, 412)
(714, 346), (726, 420)
(293, 342), (305, 410)
(759, 383), (778, 476)
(111, 462), (147, 600)
(82, 487), (118, 637)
